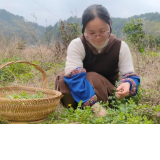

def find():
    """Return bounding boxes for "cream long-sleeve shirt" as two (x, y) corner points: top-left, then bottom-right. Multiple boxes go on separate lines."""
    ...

(65, 38), (134, 76)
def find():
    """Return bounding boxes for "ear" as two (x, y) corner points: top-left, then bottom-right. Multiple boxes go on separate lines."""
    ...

(84, 32), (89, 40)
(109, 20), (112, 33)
(109, 19), (112, 26)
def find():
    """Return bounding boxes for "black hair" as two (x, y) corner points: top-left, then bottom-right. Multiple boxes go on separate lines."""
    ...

(82, 4), (112, 33)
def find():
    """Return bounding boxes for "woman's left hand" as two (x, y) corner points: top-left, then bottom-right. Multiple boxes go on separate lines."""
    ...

(116, 82), (130, 99)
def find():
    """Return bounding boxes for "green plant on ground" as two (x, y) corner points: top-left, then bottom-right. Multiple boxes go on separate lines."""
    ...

(43, 87), (160, 124)
(43, 101), (160, 124)
(0, 115), (9, 124)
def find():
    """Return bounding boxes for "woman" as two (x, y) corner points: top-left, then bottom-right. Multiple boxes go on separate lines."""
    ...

(54, 4), (140, 117)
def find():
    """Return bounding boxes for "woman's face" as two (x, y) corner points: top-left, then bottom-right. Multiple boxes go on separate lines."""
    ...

(84, 17), (110, 46)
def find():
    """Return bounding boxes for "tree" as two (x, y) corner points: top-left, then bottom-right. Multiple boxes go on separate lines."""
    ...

(123, 18), (145, 53)
(123, 18), (146, 74)
(59, 21), (81, 48)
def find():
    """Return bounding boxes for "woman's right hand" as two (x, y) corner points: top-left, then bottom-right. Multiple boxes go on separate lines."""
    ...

(91, 103), (107, 117)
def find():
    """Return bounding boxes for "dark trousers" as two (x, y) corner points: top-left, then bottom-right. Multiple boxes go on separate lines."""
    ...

(54, 72), (115, 109)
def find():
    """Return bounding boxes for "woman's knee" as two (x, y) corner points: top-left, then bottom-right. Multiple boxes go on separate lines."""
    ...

(61, 93), (78, 109)
(86, 72), (101, 84)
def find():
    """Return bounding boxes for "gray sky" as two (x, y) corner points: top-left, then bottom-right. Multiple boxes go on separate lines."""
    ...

(0, 0), (160, 26)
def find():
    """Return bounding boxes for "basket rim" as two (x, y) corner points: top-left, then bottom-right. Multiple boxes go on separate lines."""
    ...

(0, 86), (63, 101)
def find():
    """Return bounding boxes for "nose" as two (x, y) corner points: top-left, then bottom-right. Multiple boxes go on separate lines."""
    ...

(96, 33), (101, 39)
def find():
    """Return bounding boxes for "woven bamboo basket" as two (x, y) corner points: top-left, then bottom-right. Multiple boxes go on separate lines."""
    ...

(0, 61), (63, 123)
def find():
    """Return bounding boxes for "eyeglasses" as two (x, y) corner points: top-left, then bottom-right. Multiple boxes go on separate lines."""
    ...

(84, 30), (110, 40)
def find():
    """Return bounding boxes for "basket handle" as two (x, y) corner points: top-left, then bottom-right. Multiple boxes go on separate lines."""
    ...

(0, 60), (49, 88)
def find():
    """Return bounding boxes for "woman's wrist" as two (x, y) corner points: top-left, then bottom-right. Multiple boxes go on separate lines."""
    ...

(124, 82), (130, 90)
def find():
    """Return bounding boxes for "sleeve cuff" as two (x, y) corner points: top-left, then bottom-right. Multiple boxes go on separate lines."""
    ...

(82, 95), (98, 107)
(65, 68), (86, 77)
(122, 72), (138, 78)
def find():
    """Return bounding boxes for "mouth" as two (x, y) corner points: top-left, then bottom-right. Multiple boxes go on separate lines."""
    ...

(96, 40), (102, 42)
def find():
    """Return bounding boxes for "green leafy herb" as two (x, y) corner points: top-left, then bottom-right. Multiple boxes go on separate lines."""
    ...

(6, 91), (45, 99)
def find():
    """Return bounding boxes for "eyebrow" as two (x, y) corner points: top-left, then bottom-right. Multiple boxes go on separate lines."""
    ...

(88, 27), (107, 32)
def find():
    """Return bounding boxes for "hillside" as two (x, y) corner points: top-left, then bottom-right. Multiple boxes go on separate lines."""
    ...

(0, 9), (160, 44)
(0, 9), (46, 44)
(44, 12), (160, 41)
(112, 12), (160, 37)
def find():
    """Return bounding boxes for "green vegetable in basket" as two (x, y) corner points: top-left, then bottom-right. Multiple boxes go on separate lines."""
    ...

(6, 91), (45, 99)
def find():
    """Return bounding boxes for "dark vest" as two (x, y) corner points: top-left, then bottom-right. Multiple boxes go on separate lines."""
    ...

(80, 36), (121, 85)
